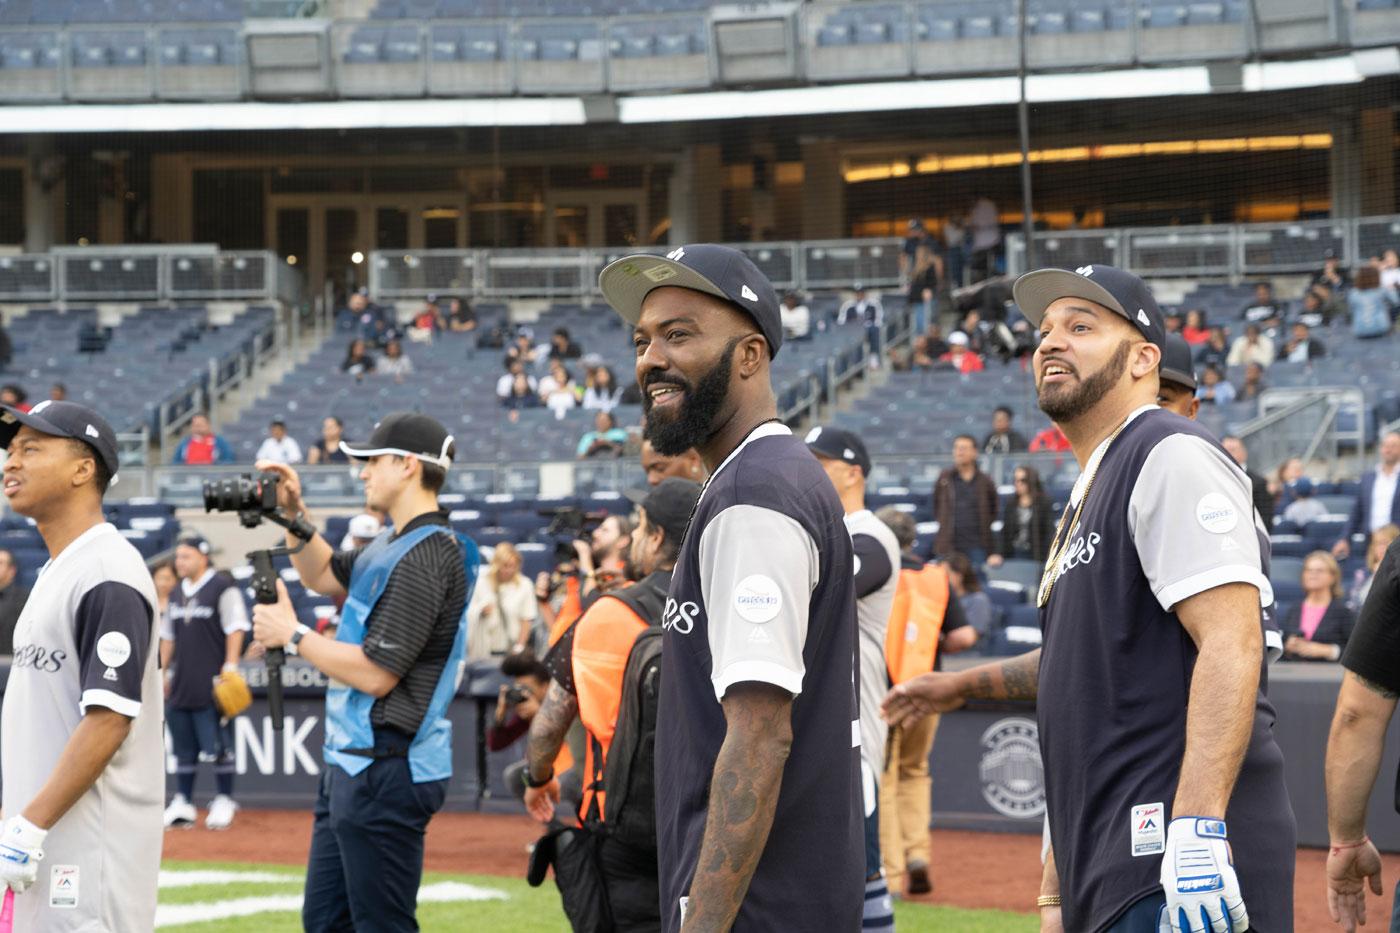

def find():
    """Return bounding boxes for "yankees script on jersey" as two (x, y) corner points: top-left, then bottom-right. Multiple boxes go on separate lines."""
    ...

(163, 569), (249, 710)
(655, 423), (864, 933)
(846, 509), (901, 784)
(1037, 407), (1296, 933)
(2, 523), (163, 933)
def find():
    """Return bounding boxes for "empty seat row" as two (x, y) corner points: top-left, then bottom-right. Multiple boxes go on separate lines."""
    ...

(0, 29), (238, 70)
(0, 0), (244, 24)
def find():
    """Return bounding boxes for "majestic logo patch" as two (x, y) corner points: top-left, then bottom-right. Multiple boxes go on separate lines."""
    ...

(95, 631), (132, 669)
(1195, 493), (1238, 534)
(733, 575), (782, 624)
(1131, 803), (1165, 856)
(978, 717), (1045, 819)
(50, 864), (79, 909)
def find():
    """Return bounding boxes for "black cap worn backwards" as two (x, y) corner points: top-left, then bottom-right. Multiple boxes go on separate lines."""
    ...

(0, 400), (121, 484)
(1159, 333), (1198, 391)
(598, 244), (784, 358)
(340, 412), (455, 470)
(803, 424), (873, 477)
(1012, 263), (1167, 351)
(624, 477), (702, 544)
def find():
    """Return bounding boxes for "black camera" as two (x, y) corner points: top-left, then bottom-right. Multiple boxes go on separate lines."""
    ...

(506, 683), (533, 706)
(203, 472), (282, 528)
(540, 506), (607, 564)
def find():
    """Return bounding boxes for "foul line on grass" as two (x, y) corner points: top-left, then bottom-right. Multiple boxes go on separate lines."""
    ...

(154, 880), (507, 927)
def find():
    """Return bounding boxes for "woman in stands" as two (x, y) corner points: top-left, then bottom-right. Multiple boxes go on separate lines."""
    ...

(1349, 524), (1400, 609)
(538, 359), (578, 419)
(1281, 550), (1356, 662)
(997, 466), (1054, 563)
(945, 552), (995, 639)
(1348, 264), (1397, 339)
(1271, 456), (1305, 511)
(467, 543), (539, 660)
(307, 416), (349, 465)
(582, 365), (623, 413)
(378, 338), (415, 383)
(341, 338), (375, 379)
(1180, 308), (1210, 346)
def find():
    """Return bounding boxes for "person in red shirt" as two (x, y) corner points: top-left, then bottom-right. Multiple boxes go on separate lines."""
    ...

(1181, 308), (1211, 346)
(0, 384), (30, 413)
(172, 413), (235, 465)
(1029, 423), (1072, 452)
(939, 332), (985, 374)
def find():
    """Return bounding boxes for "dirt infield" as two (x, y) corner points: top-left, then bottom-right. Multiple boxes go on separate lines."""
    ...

(164, 808), (1394, 929)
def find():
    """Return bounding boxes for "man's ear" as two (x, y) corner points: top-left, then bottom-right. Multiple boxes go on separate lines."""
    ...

(736, 332), (768, 378)
(1131, 341), (1161, 380)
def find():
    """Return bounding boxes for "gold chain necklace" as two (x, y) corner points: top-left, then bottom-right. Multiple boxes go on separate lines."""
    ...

(1036, 417), (1131, 608)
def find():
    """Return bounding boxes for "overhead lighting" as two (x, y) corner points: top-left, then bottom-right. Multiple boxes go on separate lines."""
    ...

(351, 251), (364, 264)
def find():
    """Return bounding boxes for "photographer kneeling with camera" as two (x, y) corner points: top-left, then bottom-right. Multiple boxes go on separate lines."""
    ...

(248, 412), (480, 933)
(490, 653), (582, 819)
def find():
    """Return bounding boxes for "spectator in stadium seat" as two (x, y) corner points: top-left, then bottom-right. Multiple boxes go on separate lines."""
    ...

(1296, 289), (1334, 329)
(1348, 524), (1399, 609)
(780, 292), (812, 341)
(1241, 282), (1286, 330)
(982, 405), (1027, 455)
(1311, 250), (1350, 293)
(924, 322), (950, 358)
(581, 365), (624, 413)
(0, 384), (28, 412)
(1194, 326), (1229, 371)
(502, 373), (541, 421)
(466, 542), (537, 660)
(173, 413), (234, 465)
(0, 319), (11, 371)
(348, 290), (386, 344)
(1381, 248), (1400, 295)
(548, 327), (582, 362)
(1281, 551), (1356, 661)
(944, 551), (994, 637)
(340, 338), (375, 379)
(411, 296), (446, 336)
(505, 332), (540, 372)
(1280, 321), (1326, 363)
(1237, 362), (1268, 402)
(307, 416), (349, 465)
(497, 359), (537, 402)
(538, 360), (578, 419)
(1349, 264), (1397, 339)
(255, 417), (303, 465)
(900, 219), (932, 281)
(447, 297), (476, 333)
(1029, 423), (1072, 453)
(1282, 477), (1329, 526)
(967, 195), (1001, 282)
(1273, 457), (1306, 512)
(904, 243), (943, 337)
(956, 309), (991, 355)
(931, 435), (999, 565)
(839, 284), (885, 364)
(1181, 309), (1210, 346)
(996, 466), (1053, 563)
(341, 512), (385, 550)
(1227, 322), (1277, 369)
(1221, 435), (1274, 530)
(378, 339), (415, 383)
(1335, 431), (1400, 560)
(49, 382), (67, 403)
(938, 332), (984, 374)
(1163, 312), (1183, 335)
(0, 548), (30, 657)
(1195, 364), (1236, 405)
(576, 411), (628, 460)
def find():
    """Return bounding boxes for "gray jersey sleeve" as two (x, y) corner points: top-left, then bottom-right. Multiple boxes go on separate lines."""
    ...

(218, 585), (251, 636)
(1127, 433), (1274, 612)
(698, 504), (820, 701)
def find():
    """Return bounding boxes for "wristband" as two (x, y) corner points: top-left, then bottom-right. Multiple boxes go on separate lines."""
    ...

(524, 768), (554, 789)
(1330, 836), (1370, 856)
(1036, 895), (1061, 908)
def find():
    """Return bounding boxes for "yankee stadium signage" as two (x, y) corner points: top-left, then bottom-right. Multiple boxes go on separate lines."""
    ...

(977, 717), (1046, 819)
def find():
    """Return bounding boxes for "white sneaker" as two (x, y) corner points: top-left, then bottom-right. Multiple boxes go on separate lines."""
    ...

(205, 795), (238, 831)
(163, 794), (196, 829)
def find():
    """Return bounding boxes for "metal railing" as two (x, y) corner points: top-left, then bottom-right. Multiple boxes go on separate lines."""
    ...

(0, 247), (299, 305)
(369, 238), (904, 300)
(1007, 216), (1392, 280)
(1245, 387), (1368, 477)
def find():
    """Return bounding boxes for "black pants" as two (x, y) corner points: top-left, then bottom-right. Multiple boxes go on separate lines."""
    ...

(302, 757), (448, 933)
(599, 835), (661, 933)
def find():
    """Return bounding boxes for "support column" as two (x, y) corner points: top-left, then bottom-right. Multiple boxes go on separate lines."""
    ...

(689, 143), (722, 243)
(23, 135), (56, 253)
(799, 138), (844, 240)
(1359, 107), (1396, 218)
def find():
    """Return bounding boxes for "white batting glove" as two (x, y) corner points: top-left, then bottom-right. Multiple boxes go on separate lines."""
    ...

(0, 815), (46, 894)
(1158, 817), (1248, 933)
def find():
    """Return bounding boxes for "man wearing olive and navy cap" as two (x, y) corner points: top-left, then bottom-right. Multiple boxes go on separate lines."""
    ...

(0, 401), (164, 933)
(1156, 333), (1200, 421)
(600, 245), (864, 932)
(1012, 265), (1294, 932)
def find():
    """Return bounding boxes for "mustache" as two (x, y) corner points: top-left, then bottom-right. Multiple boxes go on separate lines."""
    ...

(1037, 356), (1078, 377)
(643, 372), (690, 392)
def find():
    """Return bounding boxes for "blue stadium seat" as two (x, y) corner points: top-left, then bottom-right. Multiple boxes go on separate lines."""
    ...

(961, 15), (995, 37)
(1145, 5), (1186, 27)
(346, 27), (385, 63)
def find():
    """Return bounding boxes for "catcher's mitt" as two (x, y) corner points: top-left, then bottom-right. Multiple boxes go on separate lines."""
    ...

(212, 669), (252, 719)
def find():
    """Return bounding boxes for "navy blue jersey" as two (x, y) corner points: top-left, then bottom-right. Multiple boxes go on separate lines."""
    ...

(1037, 407), (1295, 933)
(164, 571), (248, 710)
(655, 424), (864, 932)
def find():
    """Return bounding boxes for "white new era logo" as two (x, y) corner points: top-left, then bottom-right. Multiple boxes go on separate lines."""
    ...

(85, 424), (100, 439)
(1137, 309), (1150, 327)
(740, 285), (758, 302)
(667, 247), (685, 261)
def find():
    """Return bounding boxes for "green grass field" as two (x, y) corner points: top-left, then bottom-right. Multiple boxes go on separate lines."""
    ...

(158, 860), (1036, 932)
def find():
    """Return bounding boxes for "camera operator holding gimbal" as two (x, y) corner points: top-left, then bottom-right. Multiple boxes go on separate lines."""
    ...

(246, 412), (480, 933)
(535, 511), (634, 649)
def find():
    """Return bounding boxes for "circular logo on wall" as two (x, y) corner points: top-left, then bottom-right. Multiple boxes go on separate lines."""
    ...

(978, 717), (1045, 819)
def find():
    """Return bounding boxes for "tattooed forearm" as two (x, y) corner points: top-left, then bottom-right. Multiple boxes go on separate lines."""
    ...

(526, 680), (578, 780)
(682, 682), (794, 932)
(1000, 651), (1040, 700)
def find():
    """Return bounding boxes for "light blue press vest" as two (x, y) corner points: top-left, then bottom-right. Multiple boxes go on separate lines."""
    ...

(323, 523), (480, 783)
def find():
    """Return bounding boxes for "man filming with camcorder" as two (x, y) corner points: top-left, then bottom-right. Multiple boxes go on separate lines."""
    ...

(242, 412), (480, 933)
(535, 509), (634, 647)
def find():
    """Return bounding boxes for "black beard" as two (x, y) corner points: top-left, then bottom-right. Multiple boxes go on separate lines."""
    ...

(1037, 340), (1131, 423)
(643, 337), (739, 456)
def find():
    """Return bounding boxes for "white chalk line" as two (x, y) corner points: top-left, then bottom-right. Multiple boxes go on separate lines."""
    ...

(154, 879), (507, 927)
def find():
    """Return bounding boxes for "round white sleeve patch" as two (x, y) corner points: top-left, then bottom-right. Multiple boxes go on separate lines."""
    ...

(96, 631), (133, 668)
(1195, 493), (1239, 534)
(733, 574), (783, 624)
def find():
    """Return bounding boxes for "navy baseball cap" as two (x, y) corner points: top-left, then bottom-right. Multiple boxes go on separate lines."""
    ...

(177, 533), (211, 555)
(1159, 333), (1198, 391)
(624, 477), (702, 544)
(340, 412), (454, 470)
(804, 425), (872, 477)
(598, 244), (783, 358)
(1012, 264), (1167, 351)
(0, 400), (121, 483)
